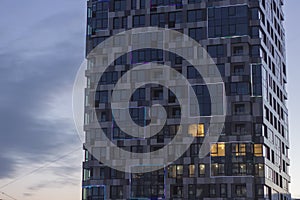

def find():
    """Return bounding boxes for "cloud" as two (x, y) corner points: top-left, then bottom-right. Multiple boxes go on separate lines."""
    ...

(0, 2), (85, 185)
(0, 156), (17, 179)
(27, 178), (79, 192)
(23, 193), (33, 197)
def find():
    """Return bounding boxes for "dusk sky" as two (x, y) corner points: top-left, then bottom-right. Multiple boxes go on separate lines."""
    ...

(0, 1), (299, 199)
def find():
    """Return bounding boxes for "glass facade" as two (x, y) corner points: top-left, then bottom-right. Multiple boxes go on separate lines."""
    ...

(83, 0), (291, 199)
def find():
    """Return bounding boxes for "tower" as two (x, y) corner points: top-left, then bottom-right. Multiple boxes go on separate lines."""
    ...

(82, 0), (291, 199)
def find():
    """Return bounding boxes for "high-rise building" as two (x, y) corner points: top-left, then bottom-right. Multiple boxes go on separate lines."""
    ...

(82, 0), (291, 199)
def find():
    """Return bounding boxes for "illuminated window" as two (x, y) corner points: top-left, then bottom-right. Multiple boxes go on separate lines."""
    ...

(189, 164), (195, 177)
(176, 165), (183, 176)
(199, 164), (205, 176)
(254, 144), (263, 156)
(232, 163), (247, 175)
(168, 165), (183, 178)
(255, 163), (264, 177)
(211, 143), (225, 157)
(232, 143), (246, 156)
(189, 124), (205, 137)
(211, 163), (225, 176)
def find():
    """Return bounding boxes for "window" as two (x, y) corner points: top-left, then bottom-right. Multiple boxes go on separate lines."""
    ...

(232, 143), (246, 156)
(168, 165), (183, 178)
(99, 111), (107, 122)
(84, 150), (89, 161)
(151, 0), (182, 7)
(255, 164), (264, 177)
(152, 87), (163, 100)
(99, 167), (105, 179)
(188, 124), (205, 137)
(188, 64), (225, 78)
(211, 163), (225, 176)
(190, 144), (200, 156)
(211, 143), (225, 157)
(251, 45), (260, 56)
(167, 125), (180, 137)
(168, 90), (176, 103)
(110, 186), (123, 199)
(233, 46), (244, 56)
(170, 107), (181, 118)
(208, 5), (249, 38)
(252, 64), (263, 96)
(199, 164), (205, 176)
(207, 45), (225, 58)
(91, 36), (108, 49)
(188, 27), (206, 41)
(95, 91), (108, 104)
(133, 15), (145, 27)
(94, 12), (108, 30)
(115, 54), (127, 66)
(113, 17), (121, 28)
(189, 164), (195, 177)
(83, 169), (91, 181)
(171, 185), (183, 198)
(256, 185), (264, 197)
(110, 169), (125, 179)
(113, 17), (127, 29)
(232, 64), (245, 75)
(83, 186), (105, 200)
(220, 184), (227, 197)
(169, 52), (182, 65)
(187, 66), (200, 79)
(234, 104), (245, 115)
(100, 71), (118, 84)
(140, 0), (145, 8)
(254, 144), (263, 156)
(151, 13), (165, 27)
(131, 88), (145, 101)
(231, 82), (249, 95)
(209, 64), (225, 77)
(95, 1), (108, 11)
(114, 0), (126, 11)
(188, 185), (195, 199)
(131, 0), (137, 9)
(234, 184), (247, 197)
(168, 12), (182, 26)
(132, 49), (163, 63)
(209, 184), (216, 197)
(234, 123), (246, 135)
(130, 107), (146, 121)
(188, 0), (202, 3)
(131, 170), (164, 198)
(251, 26), (260, 38)
(232, 163), (248, 176)
(113, 126), (129, 140)
(188, 9), (205, 22)
(192, 83), (224, 116)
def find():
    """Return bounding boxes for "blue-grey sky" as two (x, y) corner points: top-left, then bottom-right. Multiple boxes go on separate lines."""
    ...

(0, 0), (299, 199)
